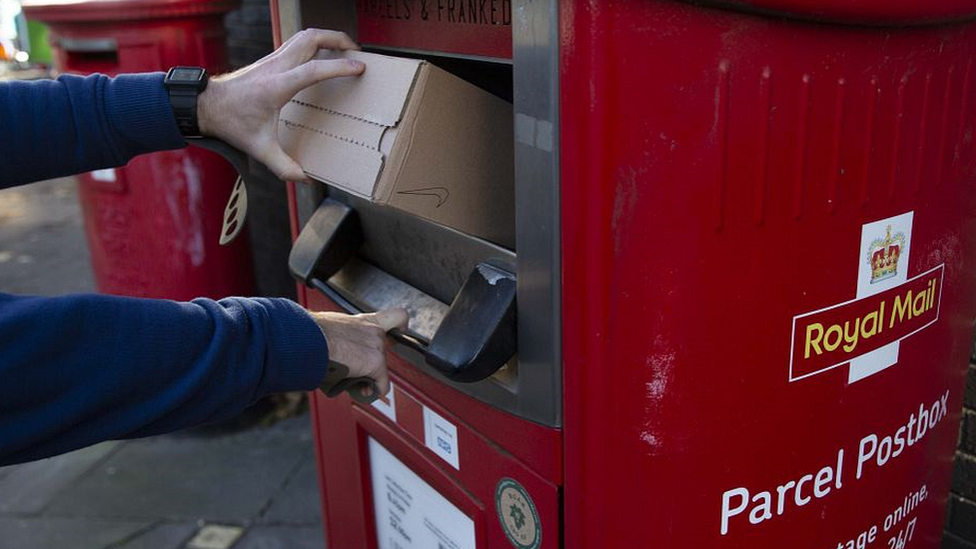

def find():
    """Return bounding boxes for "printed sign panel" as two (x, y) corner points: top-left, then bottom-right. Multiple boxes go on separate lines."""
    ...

(789, 213), (944, 382)
(369, 438), (476, 549)
(357, 0), (512, 60)
(709, 212), (956, 546)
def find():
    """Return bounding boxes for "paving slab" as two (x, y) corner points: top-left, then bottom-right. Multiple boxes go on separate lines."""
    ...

(0, 441), (119, 515)
(187, 524), (246, 549)
(0, 177), (94, 295)
(114, 522), (199, 549)
(0, 516), (150, 549)
(0, 178), (324, 546)
(47, 419), (311, 522)
(260, 455), (322, 526)
(234, 525), (325, 549)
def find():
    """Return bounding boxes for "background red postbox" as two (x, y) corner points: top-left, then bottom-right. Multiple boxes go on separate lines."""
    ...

(22, 0), (253, 300)
(273, 0), (976, 547)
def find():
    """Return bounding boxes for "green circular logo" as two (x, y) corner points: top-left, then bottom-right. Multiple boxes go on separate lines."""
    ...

(495, 477), (541, 549)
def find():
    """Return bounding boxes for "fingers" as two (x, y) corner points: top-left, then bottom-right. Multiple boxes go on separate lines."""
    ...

(363, 308), (410, 332)
(373, 368), (391, 398)
(278, 58), (365, 100)
(358, 346), (389, 398)
(312, 308), (404, 402)
(306, 29), (359, 52)
(278, 29), (359, 67)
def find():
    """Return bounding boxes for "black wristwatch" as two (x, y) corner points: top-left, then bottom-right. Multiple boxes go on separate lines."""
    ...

(164, 66), (209, 138)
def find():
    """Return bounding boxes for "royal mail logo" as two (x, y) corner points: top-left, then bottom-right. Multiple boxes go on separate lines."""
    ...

(789, 266), (943, 381)
(789, 212), (944, 383)
(868, 226), (905, 284)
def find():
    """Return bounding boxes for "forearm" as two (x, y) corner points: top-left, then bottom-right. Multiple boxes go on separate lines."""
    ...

(0, 73), (185, 188)
(0, 293), (329, 465)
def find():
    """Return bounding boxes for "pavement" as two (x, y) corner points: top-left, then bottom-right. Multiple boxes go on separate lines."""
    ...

(0, 177), (93, 295)
(0, 178), (327, 549)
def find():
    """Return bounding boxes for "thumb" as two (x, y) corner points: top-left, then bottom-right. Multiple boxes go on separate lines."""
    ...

(365, 308), (409, 332)
(256, 144), (308, 183)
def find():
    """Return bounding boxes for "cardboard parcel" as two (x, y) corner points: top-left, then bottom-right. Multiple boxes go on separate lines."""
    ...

(279, 50), (515, 248)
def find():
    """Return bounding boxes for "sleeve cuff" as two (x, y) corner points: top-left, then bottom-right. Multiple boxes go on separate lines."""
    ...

(259, 298), (330, 395)
(105, 72), (186, 158)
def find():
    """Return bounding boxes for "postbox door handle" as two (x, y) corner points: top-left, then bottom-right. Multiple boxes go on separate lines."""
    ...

(289, 198), (517, 383)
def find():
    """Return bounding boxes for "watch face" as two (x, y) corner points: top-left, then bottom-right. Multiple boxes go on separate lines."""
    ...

(170, 67), (203, 82)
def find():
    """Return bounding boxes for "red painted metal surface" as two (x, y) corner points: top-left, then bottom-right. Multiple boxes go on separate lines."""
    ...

(24, 0), (253, 300)
(357, 0), (512, 60)
(309, 379), (560, 548)
(305, 285), (561, 548)
(267, 0), (308, 307)
(305, 289), (562, 477)
(561, 1), (976, 547)
(711, 0), (976, 25)
(285, 0), (976, 547)
(21, 0), (238, 22)
(302, 280), (561, 548)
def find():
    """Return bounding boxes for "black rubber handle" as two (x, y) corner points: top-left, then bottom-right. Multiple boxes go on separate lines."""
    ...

(289, 198), (517, 383)
(319, 360), (381, 405)
(190, 137), (252, 177)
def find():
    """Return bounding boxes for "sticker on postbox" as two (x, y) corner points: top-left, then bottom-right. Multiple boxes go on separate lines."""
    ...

(496, 478), (541, 549)
(372, 382), (397, 422)
(789, 212), (943, 383)
(423, 405), (460, 470)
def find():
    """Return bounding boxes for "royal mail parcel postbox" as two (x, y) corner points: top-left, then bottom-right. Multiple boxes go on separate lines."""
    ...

(273, 1), (976, 548)
(22, 0), (254, 300)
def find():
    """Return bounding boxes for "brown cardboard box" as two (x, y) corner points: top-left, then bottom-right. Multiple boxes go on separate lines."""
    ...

(279, 50), (515, 248)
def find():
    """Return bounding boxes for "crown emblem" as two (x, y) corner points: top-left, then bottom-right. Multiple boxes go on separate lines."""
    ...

(867, 225), (905, 283)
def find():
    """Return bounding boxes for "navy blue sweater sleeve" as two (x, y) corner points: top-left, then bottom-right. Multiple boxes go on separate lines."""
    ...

(0, 72), (332, 465)
(0, 293), (330, 465)
(0, 73), (185, 187)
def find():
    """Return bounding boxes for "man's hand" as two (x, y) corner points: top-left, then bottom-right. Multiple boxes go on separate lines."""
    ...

(310, 308), (409, 398)
(196, 29), (364, 182)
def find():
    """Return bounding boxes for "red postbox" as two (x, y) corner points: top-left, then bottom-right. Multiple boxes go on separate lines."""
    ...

(275, 1), (976, 547)
(22, 0), (253, 300)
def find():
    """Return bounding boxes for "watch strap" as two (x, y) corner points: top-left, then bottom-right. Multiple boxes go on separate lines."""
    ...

(169, 89), (201, 137)
(164, 67), (208, 138)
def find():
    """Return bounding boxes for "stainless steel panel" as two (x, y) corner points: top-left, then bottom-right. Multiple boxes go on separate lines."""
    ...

(276, 0), (301, 41)
(330, 258), (448, 341)
(512, 0), (561, 426)
(327, 187), (516, 305)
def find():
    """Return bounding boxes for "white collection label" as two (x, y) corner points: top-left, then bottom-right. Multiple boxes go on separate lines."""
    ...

(423, 406), (460, 470)
(849, 211), (913, 383)
(369, 438), (476, 549)
(91, 168), (117, 182)
(371, 383), (397, 422)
